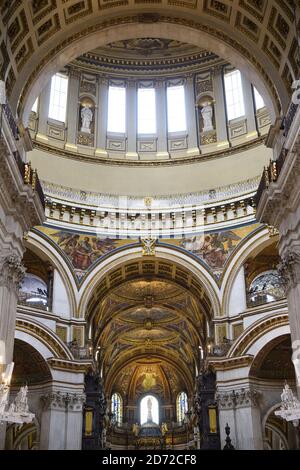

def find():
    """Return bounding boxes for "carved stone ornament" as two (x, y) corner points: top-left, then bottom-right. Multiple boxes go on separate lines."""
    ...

(0, 254), (26, 290)
(267, 225), (279, 237)
(278, 251), (300, 292)
(41, 391), (86, 412)
(216, 388), (260, 410)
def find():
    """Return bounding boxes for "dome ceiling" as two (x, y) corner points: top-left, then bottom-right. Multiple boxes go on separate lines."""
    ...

(90, 38), (208, 60)
(73, 38), (221, 76)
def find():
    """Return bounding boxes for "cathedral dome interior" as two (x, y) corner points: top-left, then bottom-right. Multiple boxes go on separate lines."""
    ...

(0, 0), (300, 454)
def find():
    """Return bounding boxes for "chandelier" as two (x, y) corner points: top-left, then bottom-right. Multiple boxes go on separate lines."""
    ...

(275, 382), (300, 427)
(0, 362), (35, 424)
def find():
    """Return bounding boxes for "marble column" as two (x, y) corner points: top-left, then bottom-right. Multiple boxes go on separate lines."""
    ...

(126, 80), (138, 158)
(185, 76), (199, 155)
(278, 251), (300, 395)
(40, 391), (85, 450)
(0, 255), (25, 364)
(241, 74), (257, 138)
(95, 77), (109, 157)
(156, 80), (168, 158)
(216, 387), (263, 449)
(36, 81), (51, 140)
(0, 254), (25, 449)
(65, 70), (80, 150)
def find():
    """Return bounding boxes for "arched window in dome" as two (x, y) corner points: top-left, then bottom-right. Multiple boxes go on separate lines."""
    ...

(176, 392), (188, 424)
(138, 87), (156, 134)
(140, 395), (159, 425)
(19, 273), (48, 310)
(48, 73), (69, 122)
(224, 69), (245, 121)
(248, 270), (285, 307)
(107, 85), (126, 133)
(111, 392), (122, 426)
(167, 84), (187, 132)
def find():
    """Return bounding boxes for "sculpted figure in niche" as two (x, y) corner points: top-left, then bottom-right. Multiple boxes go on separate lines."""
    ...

(81, 104), (93, 134)
(201, 101), (214, 132)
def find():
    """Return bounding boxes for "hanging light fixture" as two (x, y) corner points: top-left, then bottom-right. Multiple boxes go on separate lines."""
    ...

(275, 382), (300, 427)
(0, 362), (35, 424)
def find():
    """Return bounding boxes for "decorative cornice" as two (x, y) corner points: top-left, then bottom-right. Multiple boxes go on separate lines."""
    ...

(209, 355), (253, 371)
(32, 135), (267, 167)
(72, 51), (223, 79)
(47, 358), (92, 373)
(16, 318), (72, 360)
(229, 313), (289, 357)
(17, 14), (282, 121)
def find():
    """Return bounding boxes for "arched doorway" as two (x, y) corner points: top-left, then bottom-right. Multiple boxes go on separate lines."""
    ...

(5, 339), (52, 450)
(250, 335), (299, 450)
(82, 251), (219, 449)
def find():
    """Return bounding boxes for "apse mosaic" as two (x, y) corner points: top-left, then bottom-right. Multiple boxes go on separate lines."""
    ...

(34, 222), (260, 282)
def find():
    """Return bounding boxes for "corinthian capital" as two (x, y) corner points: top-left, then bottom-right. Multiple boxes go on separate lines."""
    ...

(278, 250), (300, 292)
(216, 387), (260, 409)
(0, 254), (26, 290)
(234, 388), (260, 408)
(41, 391), (85, 411)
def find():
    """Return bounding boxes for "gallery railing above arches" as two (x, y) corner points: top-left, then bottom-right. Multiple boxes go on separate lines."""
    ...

(43, 186), (257, 236)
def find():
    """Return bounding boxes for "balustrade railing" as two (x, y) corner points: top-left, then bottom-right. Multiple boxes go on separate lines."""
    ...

(1, 103), (45, 209)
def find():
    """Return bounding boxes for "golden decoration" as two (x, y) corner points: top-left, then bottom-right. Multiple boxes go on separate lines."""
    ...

(267, 225), (279, 237)
(142, 372), (156, 390)
(144, 197), (152, 209)
(141, 237), (157, 256)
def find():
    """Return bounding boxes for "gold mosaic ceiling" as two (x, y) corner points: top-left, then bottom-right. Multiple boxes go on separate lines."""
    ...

(1, 0), (299, 119)
(89, 273), (207, 396)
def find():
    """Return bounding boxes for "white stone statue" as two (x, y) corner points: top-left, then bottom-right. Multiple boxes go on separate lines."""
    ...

(147, 396), (153, 422)
(14, 385), (29, 413)
(81, 105), (93, 134)
(201, 101), (214, 132)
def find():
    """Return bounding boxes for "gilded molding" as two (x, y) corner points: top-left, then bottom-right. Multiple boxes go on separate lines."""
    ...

(229, 313), (289, 357)
(16, 318), (72, 360)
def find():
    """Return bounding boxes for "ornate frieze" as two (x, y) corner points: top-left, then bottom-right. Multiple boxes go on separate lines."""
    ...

(41, 391), (85, 412)
(0, 255), (26, 291)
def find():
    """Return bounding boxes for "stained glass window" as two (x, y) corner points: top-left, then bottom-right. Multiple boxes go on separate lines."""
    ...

(177, 391), (188, 423)
(111, 392), (122, 426)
